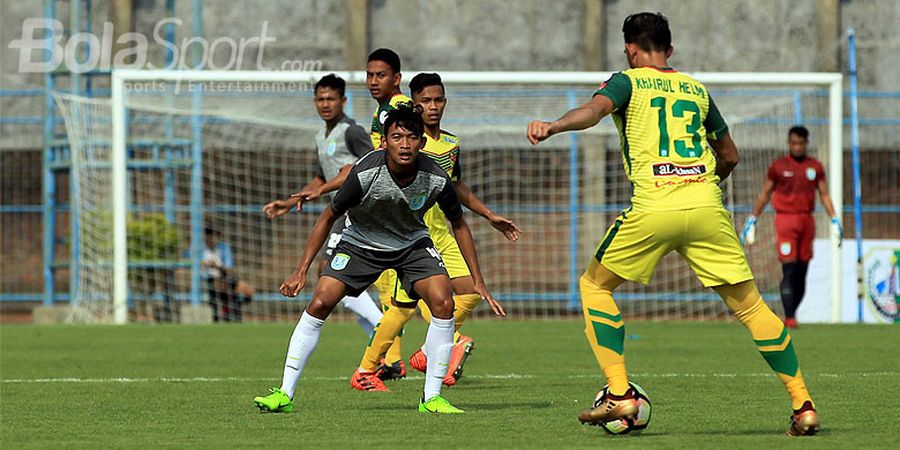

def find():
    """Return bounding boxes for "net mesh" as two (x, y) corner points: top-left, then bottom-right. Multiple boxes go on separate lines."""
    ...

(55, 75), (836, 322)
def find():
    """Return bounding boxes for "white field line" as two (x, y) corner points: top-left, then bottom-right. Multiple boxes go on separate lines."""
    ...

(2, 372), (895, 384)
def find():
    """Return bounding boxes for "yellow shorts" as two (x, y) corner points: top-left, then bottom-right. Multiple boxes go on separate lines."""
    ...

(391, 226), (470, 305)
(595, 206), (753, 287)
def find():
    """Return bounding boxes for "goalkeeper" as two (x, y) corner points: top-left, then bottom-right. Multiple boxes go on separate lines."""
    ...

(741, 126), (842, 329)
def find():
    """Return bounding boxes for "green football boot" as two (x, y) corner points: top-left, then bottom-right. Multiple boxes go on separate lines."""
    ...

(418, 395), (465, 414)
(253, 387), (293, 413)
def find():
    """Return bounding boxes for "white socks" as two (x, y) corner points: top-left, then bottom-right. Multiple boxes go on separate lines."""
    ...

(279, 312), (325, 399)
(339, 291), (382, 335)
(423, 316), (455, 400)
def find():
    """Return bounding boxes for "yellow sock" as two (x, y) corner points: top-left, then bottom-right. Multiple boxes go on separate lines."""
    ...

(715, 281), (813, 410)
(358, 305), (415, 372)
(580, 270), (629, 395)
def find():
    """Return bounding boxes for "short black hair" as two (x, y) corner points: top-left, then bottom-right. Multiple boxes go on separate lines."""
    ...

(368, 48), (401, 74)
(789, 125), (810, 140)
(205, 226), (218, 236)
(622, 12), (672, 52)
(315, 74), (346, 97)
(383, 102), (424, 138)
(409, 72), (445, 96)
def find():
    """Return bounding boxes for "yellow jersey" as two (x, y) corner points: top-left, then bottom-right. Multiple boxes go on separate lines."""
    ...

(370, 93), (412, 149)
(421, 130), (462, 233)
(594, 66), (729, 211)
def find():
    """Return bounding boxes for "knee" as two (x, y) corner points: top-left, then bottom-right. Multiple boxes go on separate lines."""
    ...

(428, 295), (454, 319)
(307, 292), (339, 319)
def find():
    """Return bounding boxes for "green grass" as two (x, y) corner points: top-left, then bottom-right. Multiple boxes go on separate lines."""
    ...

(2, 320), (898, 449)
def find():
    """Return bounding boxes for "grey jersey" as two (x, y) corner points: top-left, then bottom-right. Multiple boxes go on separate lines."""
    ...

(315, 116), (373, 197)
(330, 150), (463, 252)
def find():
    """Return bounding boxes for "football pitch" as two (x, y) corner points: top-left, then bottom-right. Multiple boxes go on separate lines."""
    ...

(2, 320), (897, 448)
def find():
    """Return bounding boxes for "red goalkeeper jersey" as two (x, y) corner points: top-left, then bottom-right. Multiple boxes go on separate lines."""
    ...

(767, 155), (825, 215)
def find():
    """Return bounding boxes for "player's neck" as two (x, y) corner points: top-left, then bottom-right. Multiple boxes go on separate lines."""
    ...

(386, 157), (417, 185)
(324, 112), (345, 133)
(377, 89), (402, 105)
(633, 52), (670, 70)
(425, 125), (441, 140)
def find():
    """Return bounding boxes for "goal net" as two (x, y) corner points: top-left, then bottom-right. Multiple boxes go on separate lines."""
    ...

(55, 70), (842, 323)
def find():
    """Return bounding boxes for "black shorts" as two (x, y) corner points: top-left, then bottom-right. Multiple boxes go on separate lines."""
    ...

(320, 238), (448, 300)
(318, 214), (349, 259)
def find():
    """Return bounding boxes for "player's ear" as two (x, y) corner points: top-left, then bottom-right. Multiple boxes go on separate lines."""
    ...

(665, 45), (674, 59)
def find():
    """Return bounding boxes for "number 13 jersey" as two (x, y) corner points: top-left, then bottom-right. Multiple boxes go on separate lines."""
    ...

(594, 66), (729, 211)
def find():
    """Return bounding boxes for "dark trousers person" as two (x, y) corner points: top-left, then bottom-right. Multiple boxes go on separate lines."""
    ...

(775, 213), (814, 328)
(207, 276), (246, 322)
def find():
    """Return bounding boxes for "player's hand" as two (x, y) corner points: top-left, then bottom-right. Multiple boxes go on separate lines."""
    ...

(831, 217), (843, 247)
(740, 216), (757, 246)
(488, 214), (521, 242)
(263, 199), (294, 219)
(526, 120), (555, 145)
(474, 281), (505, 317)
(279, 270), (307, 297)
(289, 188), (322, 211)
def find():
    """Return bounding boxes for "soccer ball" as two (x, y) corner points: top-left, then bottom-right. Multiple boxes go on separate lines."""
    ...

(593, 382), (652, 435)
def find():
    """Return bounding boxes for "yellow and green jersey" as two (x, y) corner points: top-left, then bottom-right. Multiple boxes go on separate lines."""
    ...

(421, 129), (462, 234)
(594, 66), (729, 211)
(370, 93), (412, 149)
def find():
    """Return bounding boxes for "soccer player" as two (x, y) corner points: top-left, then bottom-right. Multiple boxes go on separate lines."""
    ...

(741, 126), (842, 329)
(253, 104), (505, 414)
(526, 12), (819, 436)
(351, 73), (521, 392)
(363, 48), (416, 379)
(262, 74), (383, 335)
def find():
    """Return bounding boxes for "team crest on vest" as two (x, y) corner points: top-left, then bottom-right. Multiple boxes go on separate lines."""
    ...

(330, 253), (351, 270)
(805, 167), (816, 181)
(326, 140), (336, 156)
(408, 193), (427, 210)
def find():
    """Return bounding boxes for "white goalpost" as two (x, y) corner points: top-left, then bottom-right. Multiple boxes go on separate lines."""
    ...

(58, 69), (843, 324)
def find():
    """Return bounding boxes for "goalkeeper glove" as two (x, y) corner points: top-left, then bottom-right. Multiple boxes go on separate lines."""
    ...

(740, 216), (757, 246)
(831, 217), (843, 247)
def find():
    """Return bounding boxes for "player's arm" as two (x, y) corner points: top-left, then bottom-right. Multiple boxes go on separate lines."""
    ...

(527, 94), (614, 145)
(299, 164), (353, 201)
(263, 169), (326, 219)
(816, 171), (843, 245)
(707, 134), (740, 181)
(704, 96), (739, 181)
(453, 180), (520, 241)
(527, 73), (629, 145)
(438, 180), (505, 316)
(304, 125), (376, 201)
(279, 167), (364, 297)
(740, 176), (774, 246)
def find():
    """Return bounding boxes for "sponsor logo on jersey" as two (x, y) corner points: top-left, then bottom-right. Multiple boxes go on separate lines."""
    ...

(408, 193), (427, 210)
(379, 110), (389, 125)
(806, 167), (817, 181)
(326, 140), (336, 156)
(652, 162), (707, 177)
(330, 253), (351, 271)
(783, 171), (794, 178)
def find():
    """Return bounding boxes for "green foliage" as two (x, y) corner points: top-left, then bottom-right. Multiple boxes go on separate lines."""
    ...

(126, 214), (182, 261)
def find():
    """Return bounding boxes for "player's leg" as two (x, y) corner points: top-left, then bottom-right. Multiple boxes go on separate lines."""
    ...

(775, 213), (802, 327)
(412, 274), (463, 413)
(397, 239), (463, 413)
(681, 207), (818, 435)
(354, 270), (411, 383)
(410, 233), (479, 384)
(791, 215), (816, 321)
(373, 270), (405, 365)
(578, 208), (668, 424)
(254, 276), (348, 413)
